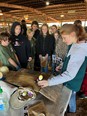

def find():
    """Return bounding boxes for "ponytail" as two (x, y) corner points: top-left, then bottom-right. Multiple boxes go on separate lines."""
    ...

(60, 24), (87, 42)
(75, 25), (87, 41)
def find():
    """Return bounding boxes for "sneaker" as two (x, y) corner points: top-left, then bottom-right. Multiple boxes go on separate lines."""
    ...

(79, 93), (87, 99)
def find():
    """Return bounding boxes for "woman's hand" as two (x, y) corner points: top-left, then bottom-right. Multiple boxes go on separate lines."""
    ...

(38, 80), (49, 88)
(45, 54), (48, 60)
(39, 55), (42, 59)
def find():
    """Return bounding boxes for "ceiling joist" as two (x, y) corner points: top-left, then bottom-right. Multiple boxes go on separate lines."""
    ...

(0, 2), (59, 22)
(0, 0), (86, 23)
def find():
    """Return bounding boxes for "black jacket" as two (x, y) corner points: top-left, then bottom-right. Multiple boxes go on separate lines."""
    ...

(36, 34), (54, 56)
(33, 29), (40, 39)
(10, 22), (31, 68)
(21, 24), (27, 36)
(10, 34), (31, 68)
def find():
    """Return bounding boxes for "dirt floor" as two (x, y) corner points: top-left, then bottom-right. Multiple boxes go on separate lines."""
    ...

(65, 97), (87, 116)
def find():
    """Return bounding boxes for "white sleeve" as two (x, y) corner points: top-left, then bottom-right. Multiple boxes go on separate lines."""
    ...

(48, 51), (86, 86)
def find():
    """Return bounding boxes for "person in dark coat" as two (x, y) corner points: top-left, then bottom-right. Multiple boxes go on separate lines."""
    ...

(31, 21), (40, 71)
(10, 22), (32, 68)
(21, 20), (27, 36)
(31, 21), (40, 39)
(36, 23), (54, 73)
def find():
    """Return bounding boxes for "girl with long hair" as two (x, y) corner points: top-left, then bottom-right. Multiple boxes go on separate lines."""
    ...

(38, 24), (87, 113)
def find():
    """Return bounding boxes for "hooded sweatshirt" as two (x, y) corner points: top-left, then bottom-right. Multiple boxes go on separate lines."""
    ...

(10, 22), (31, 68)
(48, 43), (87, 92)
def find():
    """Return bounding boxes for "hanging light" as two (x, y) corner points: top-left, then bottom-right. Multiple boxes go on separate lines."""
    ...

(46, 1), (50, 6)
(60, 14), (64, 17)
(24, 15), (28, 20)
(0, 13), (3, 16)
(0, 10), (3, 16)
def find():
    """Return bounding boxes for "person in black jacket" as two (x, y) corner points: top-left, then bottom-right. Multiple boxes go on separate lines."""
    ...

(21, 20), (27, 36)
(31, 21), (40, 40)
(36, 23), (54, 73)
(31, 21), (40, 71)
(10, 22), (32, 68)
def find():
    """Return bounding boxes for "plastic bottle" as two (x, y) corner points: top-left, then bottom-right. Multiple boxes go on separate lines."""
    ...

(0, 87), (9, 116)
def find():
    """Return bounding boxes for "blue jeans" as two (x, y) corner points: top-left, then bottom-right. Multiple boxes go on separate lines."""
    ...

(41, 66), (48, 73)
(69, 91), (76, 112)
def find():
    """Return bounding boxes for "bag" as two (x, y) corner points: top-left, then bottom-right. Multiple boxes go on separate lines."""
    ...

(40, 57), (48, 68)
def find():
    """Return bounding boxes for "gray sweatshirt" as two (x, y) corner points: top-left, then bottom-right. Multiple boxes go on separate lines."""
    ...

(48, 43), (87, 86)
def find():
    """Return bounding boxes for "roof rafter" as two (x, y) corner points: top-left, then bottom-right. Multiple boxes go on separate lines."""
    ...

(38, 2), (86, 10)
(0, 2), (59, 22)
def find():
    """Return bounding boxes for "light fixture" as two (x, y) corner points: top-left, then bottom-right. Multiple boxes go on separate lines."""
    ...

(60, 15), (64, 17)
(0, 10), (3, 16)
(46, 1), (50, 6)
(25, 17), (28, 20)
(24, 15), (28, 20)
(0, 13), (3, 16)
(68, 10), (75, 14)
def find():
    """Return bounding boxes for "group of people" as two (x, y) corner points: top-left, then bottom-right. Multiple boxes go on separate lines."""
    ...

(0, 20), (68, 72)
(0, 19), (87, 114)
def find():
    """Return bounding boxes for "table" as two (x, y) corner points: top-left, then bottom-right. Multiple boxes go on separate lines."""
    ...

(0, 81), (71, 116)
(1, 70), (72, 116)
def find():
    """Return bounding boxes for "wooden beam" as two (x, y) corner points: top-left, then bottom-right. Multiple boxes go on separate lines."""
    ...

(38, 3), (86, 10)
(42, 9), (86, 14)
(38, 5), (86, 12)
(0, 2), (58, 22)
(7, 0), (20, 3)
(3, 13), (20, 20)
(7, 7), (86, 14)
(5, 8), (86, 15)
(9, 10), (26, 13)
(7, 10), (86, 16)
